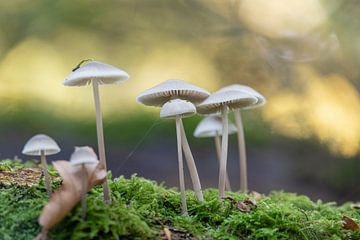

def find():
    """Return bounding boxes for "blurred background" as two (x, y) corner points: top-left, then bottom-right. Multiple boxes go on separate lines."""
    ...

(0, 0), (359, 203)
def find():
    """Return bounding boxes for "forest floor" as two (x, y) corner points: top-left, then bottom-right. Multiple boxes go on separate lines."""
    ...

(0, 159), (359, 240)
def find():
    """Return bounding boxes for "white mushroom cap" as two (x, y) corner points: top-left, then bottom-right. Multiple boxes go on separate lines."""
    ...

(69, 146), (99, 166)
(218, 84), (266, 109)
(197, 90), (257, 115)
(160, 99), (196, 119)
(64, 60), (129, 86)
(136, 79), (210, 106)
(22, 134), (61, 156)
(194, 116), (237, 138)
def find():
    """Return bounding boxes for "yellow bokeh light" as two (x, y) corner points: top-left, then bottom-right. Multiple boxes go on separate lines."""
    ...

(264, 65), (360, 157)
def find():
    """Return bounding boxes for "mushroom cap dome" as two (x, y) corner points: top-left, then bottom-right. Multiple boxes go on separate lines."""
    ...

(218, 84), (266, 109)
(194, 115), (237, 138)
(160, 99), (196, 119)
(197, 90), (257, 114)
(69, 146), (99, 166)
(22, 134), (61, 156)
(137, 79), (210, 107)
(64, 61), (129, 86)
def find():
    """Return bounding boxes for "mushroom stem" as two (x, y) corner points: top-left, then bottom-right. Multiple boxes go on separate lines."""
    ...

(219, 105), (229, 199)
(234, 109), (248, 192)
(81, 163), (88, 220)
(214, 135), (232, 191)
(180, 120), (204, 202)
(176, 116), (188, 215)
(40, 150), (52, 198)
(92, 81), (111, 204)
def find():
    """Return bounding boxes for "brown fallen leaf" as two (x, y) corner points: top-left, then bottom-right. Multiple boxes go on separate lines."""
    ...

(342, 216), (360, 231)
(36, 160), (106, 239)
(352, 205), (360, 210)
(250, 191), (263, 201)
(163, 227), (172, 240)
(224, 196), (257, 213)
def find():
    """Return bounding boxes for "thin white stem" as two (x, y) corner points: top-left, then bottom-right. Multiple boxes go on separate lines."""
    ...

(219, 105), (228, 199)
(234, 109), (248, 192)
(215, 135), (232, 191)
(92, 81), (111, 204)
(81, 163), (88, 220)
(176, 116), (187, 215)
(40, 150), (52, 198)
(180, 120), (204, 202)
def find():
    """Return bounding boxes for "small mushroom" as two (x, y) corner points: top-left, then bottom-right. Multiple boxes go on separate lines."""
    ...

(194, 115), (237, 191)
(218, 84), (266, 192)
(22, 134), (61, 197)
(197, 90), (256, 199)
(137, 79), (209, 202)
(69, 146), (99, 219)
(160, 99), (197, 215)
(64, 60), (129, 204)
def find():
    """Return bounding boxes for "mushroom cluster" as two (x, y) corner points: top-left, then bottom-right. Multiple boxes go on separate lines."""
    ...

(137, 80), (265, 203)
(137, 79), (209, 213)
(15, 59), (266, 238)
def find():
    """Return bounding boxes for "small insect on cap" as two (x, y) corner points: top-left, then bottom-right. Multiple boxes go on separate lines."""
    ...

(218, 84), (266, 109)
(197, 90), (257, 115)
(136, 79), (210, 107)
(194, 115), (237, 138)
(64, 60), (129, 86)
(160, 99), (196, 119)
(69, 146), (99, 166)
(22, 134), (61, 156)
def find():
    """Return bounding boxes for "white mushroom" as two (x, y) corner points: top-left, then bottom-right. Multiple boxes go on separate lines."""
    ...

(137, 79), (209, 202)
(218, 84), (266, 192)
(64, 60), (129, 204)
(22, 134), (61, 197)
(197, 90), (257, 199)
(160, 99), (196, 215)
(194, 115), (237, 191)
(69, 146), (99, 219)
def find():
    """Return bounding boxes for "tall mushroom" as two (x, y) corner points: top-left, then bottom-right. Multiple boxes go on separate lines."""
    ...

(64, 60), (129, 204)
(194, 115), (238, 191)
(218, 84), (266, 192)
(160, 99), (197, 215)
(22, 134), (61, 197)
(137, 79), (209, 202)
(69, 146), (99, 219)
(197, 90), (256, 199)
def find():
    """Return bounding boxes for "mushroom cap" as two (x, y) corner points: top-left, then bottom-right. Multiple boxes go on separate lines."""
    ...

(22, 134), (61, 156)
(64, 61), (129, 86)
(197, 90), (257, 114)
(194, 115), (237, 138)
(69, 146), (99, 166)
(136, 79), (210, 106)
(160, 99), (196, 119)
(219, 84), (266, 109)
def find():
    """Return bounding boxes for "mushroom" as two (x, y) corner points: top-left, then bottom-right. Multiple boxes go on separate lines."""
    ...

(137, 79), (209, 202)
(194, 115), (238, 191)
(69, 146), (99, 219)
(160, 99), (197, 215)
(22, 134), (61, 197)
(218, 84), (266, 192)
(197, 90), (257, 199)
(64, 60), (129, 204)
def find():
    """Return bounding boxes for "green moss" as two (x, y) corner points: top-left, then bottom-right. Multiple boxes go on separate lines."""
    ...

(0, 160), (359, 239)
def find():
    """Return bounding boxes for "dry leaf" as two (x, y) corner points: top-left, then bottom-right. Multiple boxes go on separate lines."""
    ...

(164, 227), (172, 240)
(36, 160), (106, 239)
(224, 196), (257, 213)
(352, 205), (360, 210)
(342, 216), (360, 231)
(250, 191), (263, 201)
